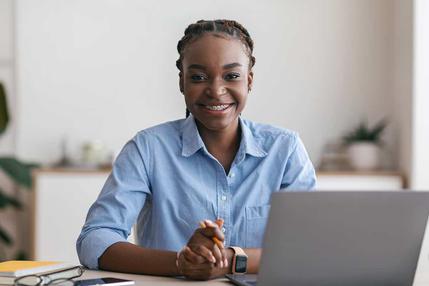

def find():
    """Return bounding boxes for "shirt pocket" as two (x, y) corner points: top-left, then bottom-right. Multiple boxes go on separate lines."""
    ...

(245, 204), (271, 248)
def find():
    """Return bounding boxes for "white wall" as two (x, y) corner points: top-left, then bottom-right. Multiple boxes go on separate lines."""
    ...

(0, 0), (21, 260)
(0, 0), (16, 155)
(412, 0), (429, 189)
(15, 0), (398, 167)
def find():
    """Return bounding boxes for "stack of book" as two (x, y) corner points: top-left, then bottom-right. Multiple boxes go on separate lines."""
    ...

(0, 260), (79, 285)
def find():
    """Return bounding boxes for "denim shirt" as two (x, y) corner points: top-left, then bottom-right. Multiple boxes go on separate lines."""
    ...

(76, 115), (316, 269)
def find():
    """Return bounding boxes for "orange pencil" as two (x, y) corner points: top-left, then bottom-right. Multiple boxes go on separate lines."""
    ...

(199, 219), (224, 249)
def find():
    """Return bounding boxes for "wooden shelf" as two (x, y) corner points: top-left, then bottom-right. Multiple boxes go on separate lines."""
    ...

(317, 170), (403, 177)
(33, 166), (112, 175)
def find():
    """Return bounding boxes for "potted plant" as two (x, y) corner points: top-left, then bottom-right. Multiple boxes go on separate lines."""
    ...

(342, 119), (387, 171)
(0, 81), (38, 261)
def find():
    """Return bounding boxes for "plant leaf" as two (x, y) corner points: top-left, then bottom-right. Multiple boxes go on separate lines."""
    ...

(0, 82), (9, 135)
(343, 119), (388, 144)
(0, 190), (22, 209)
(0, 157), (38, 188)
(15, 250), (28, 260)
(371, 119), (387, 141)
(0, 226), (12, 245)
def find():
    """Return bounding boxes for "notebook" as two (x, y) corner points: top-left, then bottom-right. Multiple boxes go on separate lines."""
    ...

(0, 260), (75, 284)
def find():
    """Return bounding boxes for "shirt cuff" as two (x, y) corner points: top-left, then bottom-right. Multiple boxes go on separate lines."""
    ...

(77, 228), (127, 269)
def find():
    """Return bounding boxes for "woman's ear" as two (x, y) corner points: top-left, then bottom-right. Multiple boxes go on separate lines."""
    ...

(247, 71), (254, 92)
(179, 72), (184, 93)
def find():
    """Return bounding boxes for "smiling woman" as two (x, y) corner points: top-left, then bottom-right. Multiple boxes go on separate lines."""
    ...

(76, 19), (316, 281)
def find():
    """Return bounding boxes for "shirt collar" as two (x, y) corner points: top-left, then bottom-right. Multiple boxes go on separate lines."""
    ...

(181, 115), (205, 157)
(239, 117), (268, 158)
(181, 115), (267, 158)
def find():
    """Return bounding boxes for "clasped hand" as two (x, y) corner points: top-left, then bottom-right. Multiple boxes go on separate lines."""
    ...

(177, 219), (229, 280)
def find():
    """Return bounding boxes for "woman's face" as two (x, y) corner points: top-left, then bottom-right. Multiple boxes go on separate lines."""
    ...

(180, 34), (253, 133)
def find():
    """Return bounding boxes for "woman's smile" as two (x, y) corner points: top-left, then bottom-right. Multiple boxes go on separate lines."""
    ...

(199, 103), (235, 113)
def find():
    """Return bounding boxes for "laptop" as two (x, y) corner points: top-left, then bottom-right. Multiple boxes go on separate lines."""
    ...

(226, 191), (429, 286)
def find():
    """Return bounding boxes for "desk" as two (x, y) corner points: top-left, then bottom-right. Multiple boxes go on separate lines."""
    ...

(80, 269), (429, 286)
(79, 270), (230, 285)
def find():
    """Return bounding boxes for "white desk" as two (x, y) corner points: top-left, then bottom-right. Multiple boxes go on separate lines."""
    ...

(79, 269), (429, 286)
(79, 270), (230, 285)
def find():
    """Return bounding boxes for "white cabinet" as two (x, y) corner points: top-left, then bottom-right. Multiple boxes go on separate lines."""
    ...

(29, 169), (404, 263)
(316, 171), (404, 191)
(31, 169), (110, 263)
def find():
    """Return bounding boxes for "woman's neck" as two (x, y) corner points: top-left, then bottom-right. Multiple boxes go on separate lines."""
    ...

(196, 120), (241, 173)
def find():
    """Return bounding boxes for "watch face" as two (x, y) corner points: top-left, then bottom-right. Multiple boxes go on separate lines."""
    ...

(235, 255), (248, 273)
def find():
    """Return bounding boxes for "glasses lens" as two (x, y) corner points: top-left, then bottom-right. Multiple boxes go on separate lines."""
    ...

(48, 278), (75, 286)
(15, 275), (41, 286)
(46, 267), (83, 281)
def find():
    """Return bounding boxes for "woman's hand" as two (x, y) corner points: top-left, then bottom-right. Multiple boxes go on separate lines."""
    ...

(177, 246), (227, 280)
(177, 219), (229, 280)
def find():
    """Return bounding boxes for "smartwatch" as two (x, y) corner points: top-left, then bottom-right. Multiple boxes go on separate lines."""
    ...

(230, 246), (248, 274)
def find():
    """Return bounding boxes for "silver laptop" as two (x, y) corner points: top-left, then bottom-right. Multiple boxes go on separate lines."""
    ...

(226, 191), (429, 286)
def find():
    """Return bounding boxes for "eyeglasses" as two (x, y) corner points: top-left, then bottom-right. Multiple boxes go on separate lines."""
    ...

(14, 266), (84, 286)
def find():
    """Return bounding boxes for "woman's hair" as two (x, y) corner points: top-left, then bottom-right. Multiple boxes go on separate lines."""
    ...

(177, 20), (256, 118)
(176, 19), (256, 72)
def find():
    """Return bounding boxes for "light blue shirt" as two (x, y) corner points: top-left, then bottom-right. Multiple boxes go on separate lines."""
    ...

(76, 115), (316, 269)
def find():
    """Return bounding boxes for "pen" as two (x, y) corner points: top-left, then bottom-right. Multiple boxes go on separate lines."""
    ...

(199, 219), (228, 268)
(199, 219), (224, 249)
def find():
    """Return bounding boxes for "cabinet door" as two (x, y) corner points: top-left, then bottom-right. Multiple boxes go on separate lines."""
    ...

(33, 173), (109, 263)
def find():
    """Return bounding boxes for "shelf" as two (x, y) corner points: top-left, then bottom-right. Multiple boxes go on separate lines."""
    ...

(33, 166), (112, 175)
(317, 170), (402, 177)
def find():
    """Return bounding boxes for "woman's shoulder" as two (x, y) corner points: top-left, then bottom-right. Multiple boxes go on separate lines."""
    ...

(132, 118), (186, 142)
(241, 118), (298, 141)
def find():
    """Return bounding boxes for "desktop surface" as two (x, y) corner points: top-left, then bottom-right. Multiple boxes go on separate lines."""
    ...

(78, 270), (230, 285)
(78, 269), (429, 286)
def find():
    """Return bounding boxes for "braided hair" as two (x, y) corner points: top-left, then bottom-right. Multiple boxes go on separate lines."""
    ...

(176, 20), (256, 118)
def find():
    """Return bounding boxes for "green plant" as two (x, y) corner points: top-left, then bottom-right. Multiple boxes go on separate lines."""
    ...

(0, 81), (38, 261)
(343, 119), (387, 145)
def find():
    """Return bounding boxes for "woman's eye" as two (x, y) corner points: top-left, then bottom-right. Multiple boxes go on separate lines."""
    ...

(190, 74), (207, 81)
(225, 73), (241, 80)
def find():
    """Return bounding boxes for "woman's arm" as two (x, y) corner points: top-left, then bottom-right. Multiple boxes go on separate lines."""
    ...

(245, 248), (262, 273)
(99, 242), (179, 276)
(99, 243), (261, 279)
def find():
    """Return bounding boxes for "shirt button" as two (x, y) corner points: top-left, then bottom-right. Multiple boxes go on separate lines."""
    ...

(228, 172), (235, 178)
(222, 227), (226, 233)
(221, 195), (227, 201)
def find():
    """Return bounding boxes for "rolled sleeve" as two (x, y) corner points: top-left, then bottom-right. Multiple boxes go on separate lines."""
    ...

(77, 228), (127, 269)
(281, 134), (316, 190)
(76, 137), (151, 269)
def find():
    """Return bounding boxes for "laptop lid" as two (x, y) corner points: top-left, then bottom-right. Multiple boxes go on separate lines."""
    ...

(258, 191), (429, 286)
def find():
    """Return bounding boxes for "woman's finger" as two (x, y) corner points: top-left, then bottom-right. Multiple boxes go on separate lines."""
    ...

(211, 243), (224, 268)
(189, 244), (216, 264)
(183, 246), (206, 264)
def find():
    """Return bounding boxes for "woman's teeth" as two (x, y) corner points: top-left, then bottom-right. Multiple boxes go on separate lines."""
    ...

(204, 104), (230, 111)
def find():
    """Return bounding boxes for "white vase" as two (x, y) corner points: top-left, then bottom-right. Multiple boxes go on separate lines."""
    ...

(347, 142), (380, 170)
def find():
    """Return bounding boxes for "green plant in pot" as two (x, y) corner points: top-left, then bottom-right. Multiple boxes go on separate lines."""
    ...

(342, 119), (387, 170)
(0, 81), (38, 261)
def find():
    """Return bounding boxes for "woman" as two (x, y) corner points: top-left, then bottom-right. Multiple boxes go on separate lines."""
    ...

(77, 19), (316, 280)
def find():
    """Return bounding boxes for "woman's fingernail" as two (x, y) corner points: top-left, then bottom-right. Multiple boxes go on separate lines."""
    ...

(220, 260), (224, 268)
(224, 258), (228, 267)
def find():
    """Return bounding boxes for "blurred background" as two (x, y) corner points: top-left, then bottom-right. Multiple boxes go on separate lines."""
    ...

(0, 0), (428, 263)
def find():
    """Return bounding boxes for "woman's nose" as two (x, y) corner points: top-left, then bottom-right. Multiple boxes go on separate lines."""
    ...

(205, 79), (226, 97)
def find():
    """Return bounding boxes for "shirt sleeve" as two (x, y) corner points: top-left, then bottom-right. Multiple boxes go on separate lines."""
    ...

(281, 134), (316, 190)
(76, 136), (151, 269)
